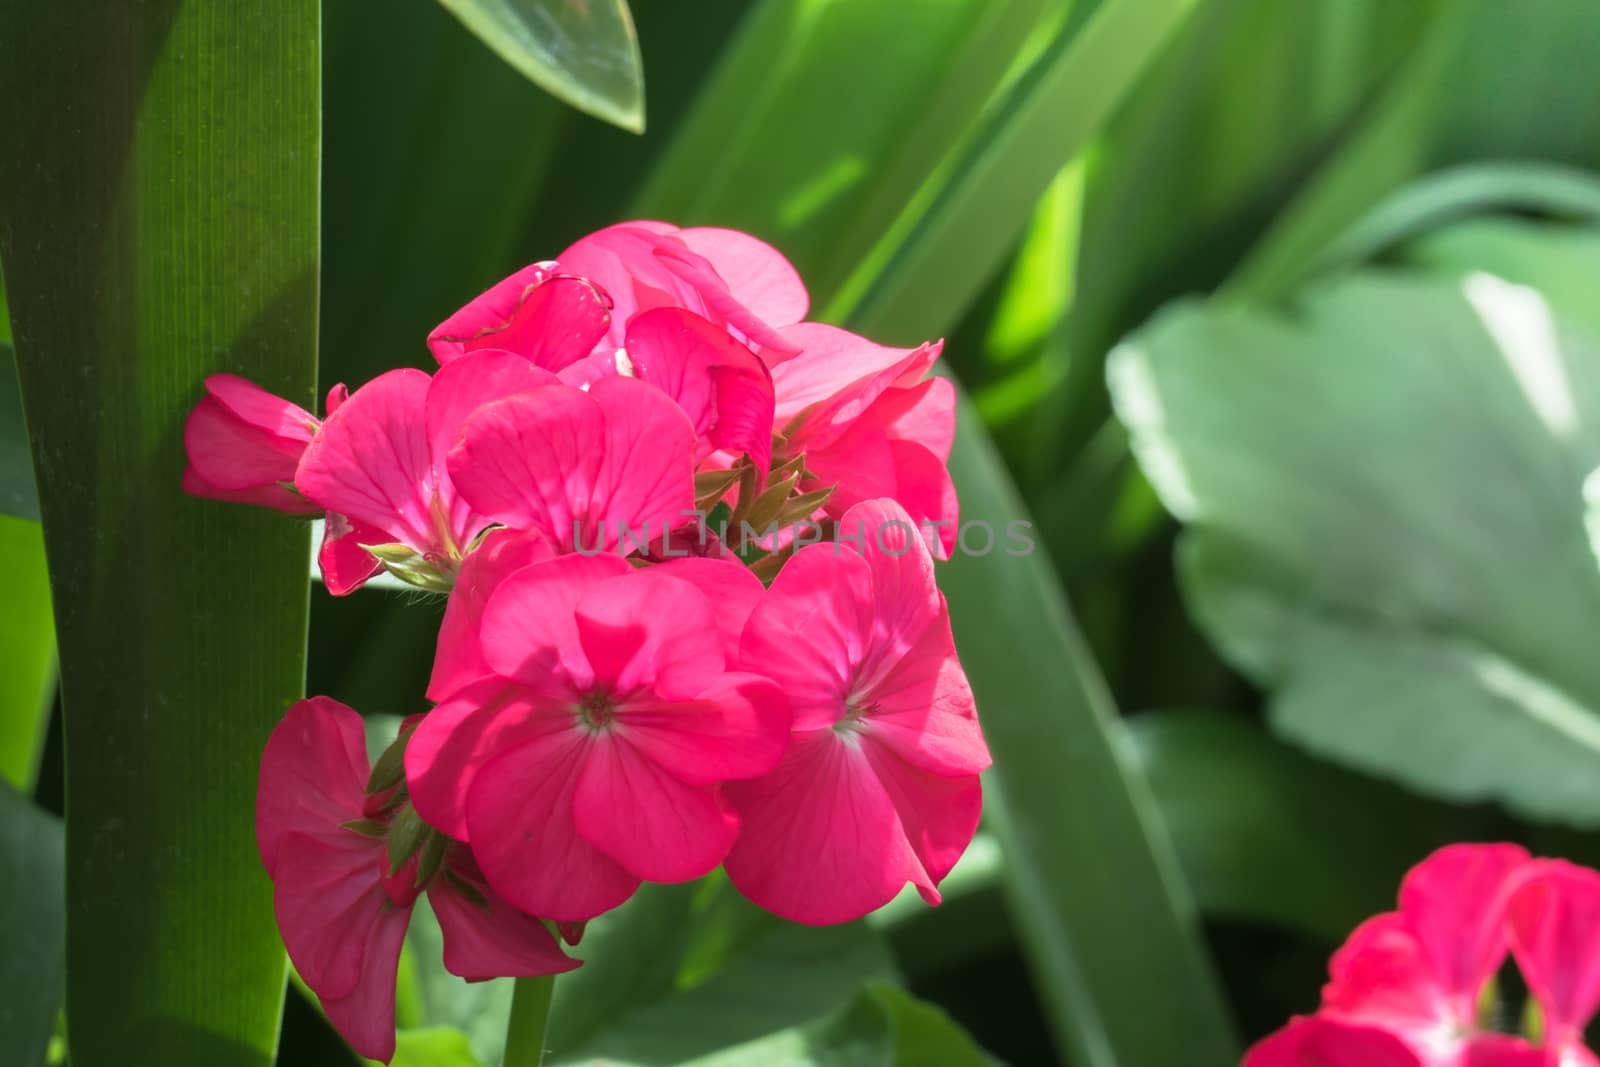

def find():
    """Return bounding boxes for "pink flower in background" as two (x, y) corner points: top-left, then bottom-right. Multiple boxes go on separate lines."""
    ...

(723, 498), (989, 924)
(1317, 843), (1530, 1063)
(295, 350), (559, 593)
(406, 555), (788, 922)
(257, 697), (576, 1063)
(1244, 843), (1600, 1067)
(182, 374), (321, 514)
(445, 375), (698, 556)
(1507, 861), (1600, 1066)
(769, 324), (958, 556)
(1244, 1018), (1543, 1067)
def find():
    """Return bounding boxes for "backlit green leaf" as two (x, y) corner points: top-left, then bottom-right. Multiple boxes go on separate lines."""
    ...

(438, 0), (645, 133)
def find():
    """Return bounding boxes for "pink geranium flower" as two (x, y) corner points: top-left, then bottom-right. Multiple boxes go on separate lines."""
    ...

(722, 498), (989, 924)
(257, 697), (576, 1063)
(294, 350), (559, 593)
(405, 555), (788, 922)
(1507, 861), (1600, 1066)
(1315, 844), (1533, 1065)
(1244, 843), (1600, 1067)
(183, 374), (322, 514)
(768, 324), (958, 556)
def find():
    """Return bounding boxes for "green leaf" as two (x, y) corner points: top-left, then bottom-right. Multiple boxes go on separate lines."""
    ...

(1397, 214), (1600, 339)
(1110, 271), (1600, 825)
(0, 515), (54, 791)
(1291, 163), (1600, 290)
(0, 5), (319, 1064)
(935, 397), (1238, 1066)
(663, 982), (990, 1067)
(437, 0), (645, 133)
(836, 0), (1205, 342)
(0, 780), (64, 1067)
(634, 0), (1061, 307)
(1227, 0), (1600, 304)
(388, 1027), (486, 1067)
(548, 880), (899, 1065)
(1125, 710), (1490, 940)
(0, 337), (38, 522)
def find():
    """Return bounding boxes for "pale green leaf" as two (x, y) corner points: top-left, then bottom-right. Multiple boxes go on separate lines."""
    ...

(1111, 271), (1600, 824)
(438, 0), (645, 133)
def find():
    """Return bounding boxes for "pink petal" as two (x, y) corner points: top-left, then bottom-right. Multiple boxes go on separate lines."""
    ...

(447, 379), (696, 554)
(183, 375), (320, 511)
(724, 730), (928, 925)
(770, 324), (940, 433)
(184, 394), (309, 490)
(740, 543), (872, 732)
(182, 465), (314, 514)
(808, 433), (958, 558)
(859, 620), (989, 778)
(648, 556), (765, 664)
(556, 223), (701, 351)
(271, 829), (399, 1001)
(317, 513), (388, 597)
(295, 368), (437, 551)
(428, 263), (611, 369)
(424, 350), (561, 471)
(836, 499), (941, 672)
(573, 570), (723, 699)
(623, 307), (776, 474)
(860, 739), (982, 900)
(1322, 913), (1454, 1036)
(878, 377), (956, 461)
(477, 554), (632, 692)
(405, 681), (569, 840)
(1398, 843), (1530, 1018)
(466, 730), (639, 922)
(314, 877), (410, 1063)
(652, 241), (800, 356)
(571, 733), (740, 883)
(1245, 1018), (1425, 1067)
(1463, 1035), (1549, 1067)
(429, 261), (552, 362)
(428, 529), (555, 701)
(679, 226), (808, 329)
(612, 673), (790, 786)
(1507, 860), (1600, 1044)
(428, 856), (580, 981)
(257, 697), (370, 876)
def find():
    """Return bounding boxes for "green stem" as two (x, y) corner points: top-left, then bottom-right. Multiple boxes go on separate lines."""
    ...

(503, 974), (557, 1067)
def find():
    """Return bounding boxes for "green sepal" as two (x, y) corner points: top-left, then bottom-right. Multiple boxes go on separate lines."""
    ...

(385, 803), (429, 876)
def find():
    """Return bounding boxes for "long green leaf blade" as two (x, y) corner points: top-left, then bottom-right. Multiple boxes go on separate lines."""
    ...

(835, 0), (1202, 342)
(0, 5), (319, 1064)
(937, 397), (1237, 1066)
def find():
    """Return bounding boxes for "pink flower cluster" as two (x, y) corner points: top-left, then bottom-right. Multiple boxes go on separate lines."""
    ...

(1246, 844), (1600, 1067)
(185, 222), (990, 1062)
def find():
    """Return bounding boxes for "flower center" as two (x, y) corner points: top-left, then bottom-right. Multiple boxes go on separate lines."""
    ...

(577, 691), (618, 732)
(833, 700), (875, 739)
